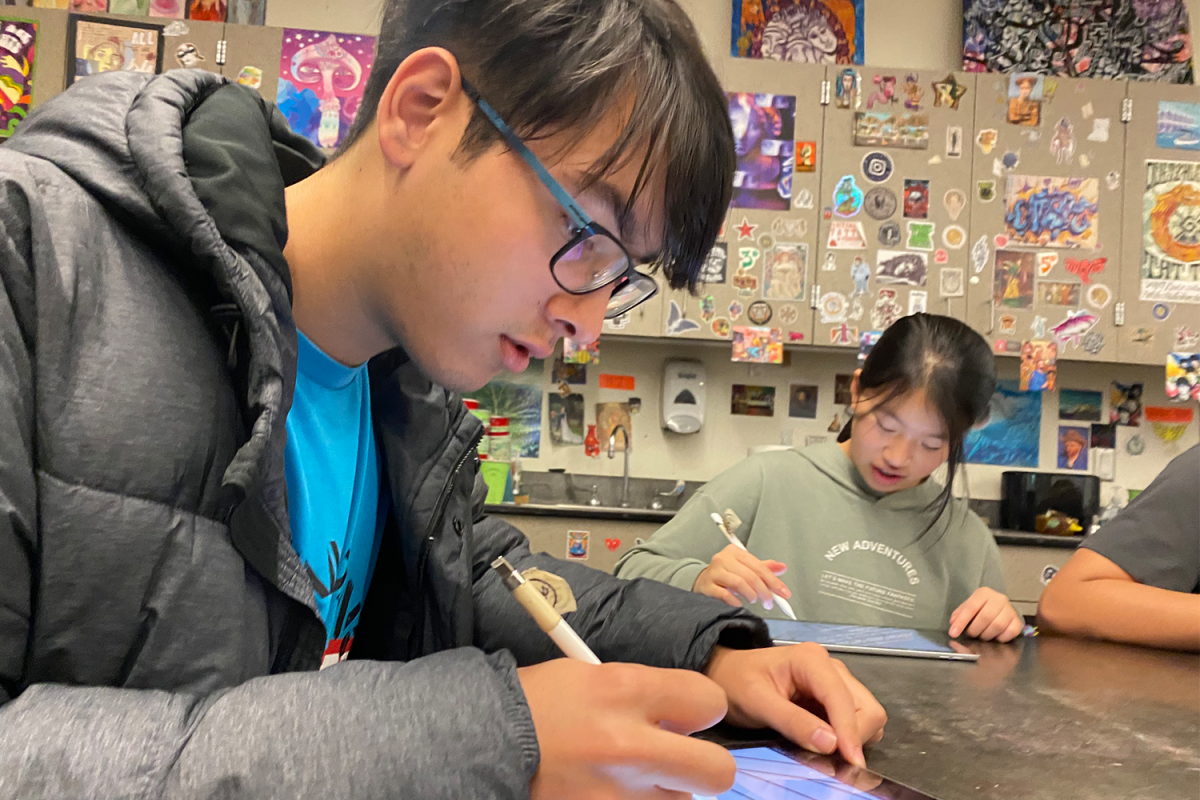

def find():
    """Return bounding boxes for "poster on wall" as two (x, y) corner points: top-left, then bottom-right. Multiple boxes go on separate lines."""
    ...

(227, 0), (267, 26)
(464, 381), (542, 458)
(1141, 160), (1200, 305)
(0, 19), (37, 140)
(277, 28), (376, 150)
(1004, 175), (1099, 249)
(67, 16), (163, 86)
(188, 0), (227, 21)
(731, 0), (864, 65)
(964, 379), (1041, 467)
(729, 92), (795, 210)
(1156, 102), (1200, 151)
(962, 0), (1194, 84)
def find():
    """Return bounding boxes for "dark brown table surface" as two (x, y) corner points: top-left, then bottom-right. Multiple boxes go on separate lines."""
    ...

(839, 635), (1200, 800)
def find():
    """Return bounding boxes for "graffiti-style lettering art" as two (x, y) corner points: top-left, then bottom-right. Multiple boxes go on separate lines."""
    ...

(1142, 160), (1200, 305)
(1004, 175), (1100, 249)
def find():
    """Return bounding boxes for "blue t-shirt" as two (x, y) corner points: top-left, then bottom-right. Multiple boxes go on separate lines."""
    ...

(285, 331), (383, 668)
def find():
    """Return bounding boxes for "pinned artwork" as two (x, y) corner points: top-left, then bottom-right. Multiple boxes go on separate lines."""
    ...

(1090, 422), (1117, 449)
(700, 295), (717, 322)
(1141, 160), (1200, 305)
(1086, 283), (1112, 310)
(1059, 389), (1102, 422)
(850, 256), (871, 296)
(1064, 257), (1106, 285)
(1156, 102), (1200, 151)
(902, 73), (924, 111)
(943, 189), (966, 222)
(1048, 117), (1075, 165)
(865, 74), (897, 110)
(863, 186), (898, 220)
(188, 0), (226, 20)
(877, 221), (902, 247)
(1057, 426), (1090, 471)
(976, 128), (998, 154)
(906, 221), (935, 251)
(1111, 382), (1144, 426)
(566, 530), (589, 560)
(712, 317), (732, 338)
(1087, 118), (1110, 143)
(931, 74), (968, 110)
(1019, 340), (1058, 392)
(0, 19), (37, 139)
(700, 243), (728, 284)
(852, 110), (929, 149)
(999, 314), (1017, 335)
(1050, 309), (1099, 347)
(830, 323), (857, 345)
(797, 140), (817, 172)
(832, 67), (861, 108)
(731, 325), (784, 364)
(871, 289), (903, 330)
(902, 179), (929, 218)
(747, 300), (773, 325)
(1005, 73), (1042, 127)
(598, 374), (635, 391)
(788, 384), (819, 418)
(664, 299), (702, 336)
(596, 402), (632, 451)
(993, 250), (1035, 309)
(1146, 405), (1195, 444)
(70, 0), (107, 9)
(562, 337), (600, 365)
(548, 393), (585, 446)
(1004, 175), (1100, 249)
(552, 358), (587, 386)
(731, 384), (776, 417)
(835, 373), (854, 405)
(236, 66), (263, 89)
(278, 29), (377, 149)
(827, 220), (867, 249)
(908, 290), (928, 315)
(1166, 352), (1200, 403)
(876, 249), (928, 287)
(964, 379), (1041, 467)
(763, 242), (808, 301)
(963, 0), (1194, 83)
(227, 0), (267, 24)
(940, 268), (964, 297)
(729, 93), (796, 210)
(1040, 281), (1082, 306)
(732, 0), (865, 65)
(109, 0), (151, 13)
(819, 291), (848, 323)
(861, 151), (894, 183)
(465, 381), (542, 457)
(833, 175), (864, 217)
(942, 225), (966, 249)
(972, 235), (989, 273)
(858, 330), (882, 361)
(68, 17), (163, 85)
(1036, 251), (1059, 277)
(977, 180), (997, 203)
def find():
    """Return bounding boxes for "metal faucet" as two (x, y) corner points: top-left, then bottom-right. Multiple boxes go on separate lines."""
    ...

(608, 425), (632, 508)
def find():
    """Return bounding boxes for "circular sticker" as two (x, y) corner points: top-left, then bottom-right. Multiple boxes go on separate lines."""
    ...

(863, 187), (898, 221)
(1127, 434), (1146, 456)
(820, 292), (846, 320)
(1152, 303), (1171, 320)
(747, 300), (773, 325)
(861, 151), (893, 183)
(777, 304), (800, 326)
(711, 317), (731, 338)
(942, 225), (967, 249)
(1087, 283), (1112, 310)
(757, 233), (775, 249)
(878, 221), (902, 247)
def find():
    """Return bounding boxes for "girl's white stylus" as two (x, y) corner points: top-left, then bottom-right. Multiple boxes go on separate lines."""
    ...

(711, 512), (797, 620)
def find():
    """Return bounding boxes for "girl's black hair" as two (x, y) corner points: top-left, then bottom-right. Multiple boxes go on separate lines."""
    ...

(837, 313), (996, 532)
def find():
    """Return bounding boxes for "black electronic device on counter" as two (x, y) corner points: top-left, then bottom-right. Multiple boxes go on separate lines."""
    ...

(1000, 471), (1100, 533)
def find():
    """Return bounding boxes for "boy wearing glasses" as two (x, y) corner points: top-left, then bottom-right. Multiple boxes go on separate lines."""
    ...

(0, 1), (884, 797)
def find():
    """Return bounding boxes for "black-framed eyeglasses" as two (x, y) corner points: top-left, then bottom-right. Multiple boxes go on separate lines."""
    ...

(460, 76), (658, 320)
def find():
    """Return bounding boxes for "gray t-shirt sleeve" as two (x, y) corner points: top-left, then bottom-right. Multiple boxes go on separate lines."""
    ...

(1081, 445), (1200, 593)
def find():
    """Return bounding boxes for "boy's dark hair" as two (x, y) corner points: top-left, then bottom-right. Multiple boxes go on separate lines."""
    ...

(838, 314), (997, 538)
(342, 0), (734, 293)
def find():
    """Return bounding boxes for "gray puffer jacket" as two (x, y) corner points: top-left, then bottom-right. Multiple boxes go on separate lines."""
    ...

(0, 71), (768, 799)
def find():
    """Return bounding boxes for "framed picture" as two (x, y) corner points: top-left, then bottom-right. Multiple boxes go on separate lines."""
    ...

(66, 14), (163, 87)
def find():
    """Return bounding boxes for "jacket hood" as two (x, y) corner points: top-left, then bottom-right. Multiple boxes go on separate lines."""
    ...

(798, 440), (943, 512)
(6, 70), (325, 502)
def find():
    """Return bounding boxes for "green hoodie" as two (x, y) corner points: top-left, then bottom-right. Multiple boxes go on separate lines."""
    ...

(615, 441), (1005, 630)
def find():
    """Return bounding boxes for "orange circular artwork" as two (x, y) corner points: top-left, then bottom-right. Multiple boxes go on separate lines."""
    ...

(1149, 182), (1200, 263)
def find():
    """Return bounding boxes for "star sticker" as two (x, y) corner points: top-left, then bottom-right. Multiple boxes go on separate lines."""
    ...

(931, 74), (968, 110)
(735, 217), (757, 240)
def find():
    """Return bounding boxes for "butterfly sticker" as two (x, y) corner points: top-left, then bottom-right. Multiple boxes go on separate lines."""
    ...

(665, 299), (701, 336)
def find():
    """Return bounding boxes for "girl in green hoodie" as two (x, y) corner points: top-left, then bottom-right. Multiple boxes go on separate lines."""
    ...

(616, 314), (1024, 642)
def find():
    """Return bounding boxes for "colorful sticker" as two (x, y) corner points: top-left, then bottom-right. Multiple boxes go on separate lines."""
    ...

(1166, 352), (1200, 402)
(1064, 257), (1106, 284)
(1050, 309), (1099, 347)
(236, 66), (263, 89)
(876, 249), (928, 287)
(562, 337), (600, 365)
(1111, 382), (1144, 426)
(976, 128), (998, 154)
(908, 290), (928, 315)
(902, 179), (929, 218)
(1036, 251), (1059, 277)
(1020, 340), (1058, 392)
(1087, 117), (1110, 143)
(906, 221), (935, 251)
(1049, 117), (1076, 165)
(943, 189), (966, 221)
(858, 330), (883, 361)
(827, 221), (867, 249)
(1040, 281), (1082, 306)
(999, 314), (1017, 335)
(735, 217), (758, 240)
(796, 140), (817, 172)
(566, 530), (589, 560)
(1132, 327), (1156, 344)
(830, 324), (857, 345)
(1057, 426), (1090, 471)
(1176, 325), (1200, 349)
(942, 225), (966, 249)
(871, 289), (903, 330)
(977, 180), (997, 202)
(861, 151), (894, 183)
(728, 92), (795, 210)
(823, 252), (839, 272)
(877, 221), (901, 247)
(1086, 283), (1112, 310)
(833, 175), (864, 217)
(664, 299), (701, 336)
(972, 235), (989, 273)
(1031, 315), (1047, 339)
(729, 300), (744, 320)
(794, 189), (814, 209)
(1152, 302), (1171, 321)
(757, 233), (775, 249)
(1141, 160), (1200, 305)
(700, 294), (717, 321)
(763, 242), (808, 300)
(1105, 170), (1121, 191)
(1082, 330), (1106, 355)
(946, 125), (963, 158)
(819, 292), (848, 324)
(1156, 102), (1200, 151)
(1004, 175), (1100, 249)
(940, 267), (964, 297)
(0, 20), (37, 138)
(993, 250), (1035, 309)
(863, 186), (898, 220)
(777, 303), (800, 326)
(712, 317), (732, 338)
(902, 73), (924, 110)
(934, 249), (949, 264)
(1006, 73), (1042, 127)
(853, 110), (929, 149)
(865, 74), (897, 109)
(747, 300), (773, 325)
(731, 326), (783, 364)
(738, 247), (761, 270)
(700, 243), (728, 284)
(931, 73), (968, 109)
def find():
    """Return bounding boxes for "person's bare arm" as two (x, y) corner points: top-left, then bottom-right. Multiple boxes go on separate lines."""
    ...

(1038, 548), (1200, 652)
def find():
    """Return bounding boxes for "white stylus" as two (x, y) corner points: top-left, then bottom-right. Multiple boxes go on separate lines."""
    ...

(711, 512), (797, 620)
(491, 556), (602, 664)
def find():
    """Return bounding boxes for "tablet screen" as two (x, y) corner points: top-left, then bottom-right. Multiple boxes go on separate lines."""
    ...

(696, 747), (937, 800)
(766, 620), (956, 654)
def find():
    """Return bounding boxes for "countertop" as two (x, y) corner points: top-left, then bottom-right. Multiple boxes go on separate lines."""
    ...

(706, 636), (1200, 800)
(485, 503), (1086, 549)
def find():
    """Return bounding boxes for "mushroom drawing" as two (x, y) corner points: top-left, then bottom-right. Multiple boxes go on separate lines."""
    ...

(290, 34), (364, 148)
